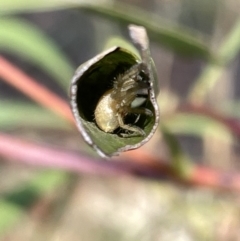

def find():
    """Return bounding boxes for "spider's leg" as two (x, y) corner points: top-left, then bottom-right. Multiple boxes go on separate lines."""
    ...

(120, 91), (136, 107)
(124, 106), (152, 129)
(129, 107), (153, 116)
(134, 114), (141, 124)
(117, 113), (145, 137)
(121, 79), (137, 92)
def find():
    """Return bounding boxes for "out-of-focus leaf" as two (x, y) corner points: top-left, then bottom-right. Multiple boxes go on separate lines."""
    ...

(0, 201), (23, 235)
(157, 90), (179, 115)
(189, 19), (240, 103)
(0, 0), (68, 14)
(4, 170), (69, 205)
(0, 0), (73, 14)
(0, 170), (69, 235)
(0, 0), (109, 14)
(221, 100), (240, 118)
(219, 19), (240, 65)
(82, 3), (213, 59)
(0, 0), (213, 59)
(161, 125), (192, 177)
(0, 18), (74, 89)
(163, 113), (233, 143)
(103, 36), (139, 58)
(0, 101), (70, 129)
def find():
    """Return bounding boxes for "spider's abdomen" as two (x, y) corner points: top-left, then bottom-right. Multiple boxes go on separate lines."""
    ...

(95, 89), (119, 133)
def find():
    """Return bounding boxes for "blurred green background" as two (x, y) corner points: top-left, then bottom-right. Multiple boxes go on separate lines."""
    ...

(0, 0), (240, 240)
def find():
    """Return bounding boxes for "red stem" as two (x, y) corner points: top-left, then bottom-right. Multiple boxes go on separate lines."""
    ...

(0, 133), (171, 178)
(0, 56), (74, 123)
(1, 133), (240, 192)
(1, 56), (240, 191)
(190, 166), (240, 190)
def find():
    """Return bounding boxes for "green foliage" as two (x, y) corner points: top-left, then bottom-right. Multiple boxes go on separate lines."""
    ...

(0, 18), (74, 89)
(0, 201), (23, 235)
(0, 0), (213, 59)
(164, 113), (233, 143)
(0, 171), (69, 235)
(82, 3), (213, 59)
(0, 101), (70, 129)
(189, 18), (240, 103)
(0, 0), (76, 14)
(161, 125), (193, 177)
(0, 0), (239, 238)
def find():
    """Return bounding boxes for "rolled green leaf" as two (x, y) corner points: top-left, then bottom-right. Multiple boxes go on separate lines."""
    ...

(70, 25), (160, 157)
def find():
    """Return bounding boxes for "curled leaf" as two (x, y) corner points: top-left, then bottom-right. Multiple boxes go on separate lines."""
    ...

(70, 25), (159, 158)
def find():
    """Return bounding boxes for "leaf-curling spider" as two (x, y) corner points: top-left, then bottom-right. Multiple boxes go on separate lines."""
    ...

(94, 63), (153, 137)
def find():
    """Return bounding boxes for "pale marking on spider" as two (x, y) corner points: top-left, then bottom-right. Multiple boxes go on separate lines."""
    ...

(94, 64), (153, 137)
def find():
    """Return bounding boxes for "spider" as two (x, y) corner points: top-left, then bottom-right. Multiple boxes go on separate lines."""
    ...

(94, 63), (153, 137)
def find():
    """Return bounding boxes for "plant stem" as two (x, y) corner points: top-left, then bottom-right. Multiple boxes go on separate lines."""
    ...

(0, 56), (74, 123)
